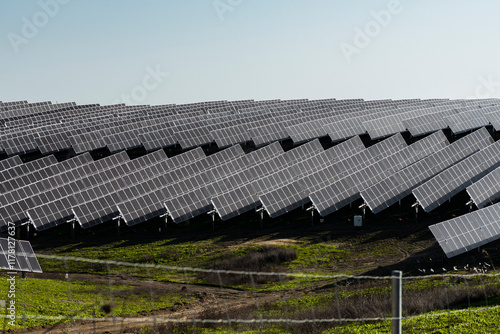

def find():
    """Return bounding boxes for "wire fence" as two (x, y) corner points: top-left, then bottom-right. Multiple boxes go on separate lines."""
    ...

(1, 254), (500, 333)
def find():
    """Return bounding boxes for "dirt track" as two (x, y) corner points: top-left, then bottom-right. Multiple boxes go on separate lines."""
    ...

(18, 273), (284, 334)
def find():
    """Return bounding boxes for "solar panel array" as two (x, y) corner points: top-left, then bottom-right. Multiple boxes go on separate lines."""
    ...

(360, 128), (494, 214)
(310, 130), (449, 216)
(412, 139), (500, 212)
(3, 97), (500, 259)
(1, 98), (497, 158)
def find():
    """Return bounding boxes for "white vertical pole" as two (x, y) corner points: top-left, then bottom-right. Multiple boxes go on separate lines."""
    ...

(392, 270), (402, 334)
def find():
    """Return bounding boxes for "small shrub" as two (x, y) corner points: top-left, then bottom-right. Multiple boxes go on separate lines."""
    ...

(200, 246), (297, 285)
(137, 254), (155, 263)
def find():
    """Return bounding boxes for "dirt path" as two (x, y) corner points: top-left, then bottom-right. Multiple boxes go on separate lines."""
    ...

(17, 273), (283, 334)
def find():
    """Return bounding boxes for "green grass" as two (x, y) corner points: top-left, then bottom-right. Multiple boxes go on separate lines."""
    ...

(326, 306), (500, 333)
(0, 274), (190, 329)
(134, 306), (500, 333)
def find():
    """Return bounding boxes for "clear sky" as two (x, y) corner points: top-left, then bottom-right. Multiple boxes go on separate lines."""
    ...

(1, 0), (500, 106)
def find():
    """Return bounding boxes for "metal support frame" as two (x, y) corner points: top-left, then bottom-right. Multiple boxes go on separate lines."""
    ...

(466, 199), (474, 213)
(256, 207), (264, 229)
(67, 218), (77, 238)
(159, 213), (168, 234)
(112, 216), (121, 236)
(359, 203), (367, 225)
(411, 202), (419, 224)
(207, 210), (216, 232)
(391, 270), (402, 334)
(306, 205), (315, 227)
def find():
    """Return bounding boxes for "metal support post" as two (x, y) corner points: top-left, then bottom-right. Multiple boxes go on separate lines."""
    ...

(391, 270), (402, 334)
(112, 216), (121, 236)
(207, 210), (216, 232)
(306, 205), (315, 227)
(412, 202), (419, 224)
(67, 218), (77, 238)
(160, 213), (168, 234)
(256, 207), (264, 229)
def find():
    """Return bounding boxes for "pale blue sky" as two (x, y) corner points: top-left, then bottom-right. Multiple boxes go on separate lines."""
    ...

(1, 0), (500, 105)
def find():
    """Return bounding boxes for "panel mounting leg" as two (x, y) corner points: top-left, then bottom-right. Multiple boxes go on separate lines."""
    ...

(306, 206), (315, 227)
(112, 216), (122, 236)
(208, 210), (216, 232)
(256, 207), (264, 229)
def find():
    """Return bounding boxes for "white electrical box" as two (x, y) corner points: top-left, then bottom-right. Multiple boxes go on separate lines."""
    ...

(354, 215), (363, 227)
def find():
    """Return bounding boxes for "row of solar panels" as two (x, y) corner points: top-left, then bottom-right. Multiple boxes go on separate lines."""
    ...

(3, 98), (500, 260)
(0, 98), (351, 156)
(2, 98), (499, 158)
(0, 237), (42, 273)
(0, 123), (496, 242)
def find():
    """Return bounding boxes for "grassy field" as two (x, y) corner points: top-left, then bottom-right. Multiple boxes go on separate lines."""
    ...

(2, 200), (500, 333)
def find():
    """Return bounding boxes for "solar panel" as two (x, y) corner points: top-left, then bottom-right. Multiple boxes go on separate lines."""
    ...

(0, 155), (57, 183)
(361, 128), (494, 213)
(1, 132), (41, 156)
(18, 240), (42, 273)
(260, 134), (405, 218)
(485, 111), (500, 131)
(429, 202), (500, 257)
(35, 132), (73, 154)
(117, 145), (245, 226)
(444, 108), (490, 134)
(71, 149), (204, 229)
(0, 155), (23, 170)
(0, 153), (93, 194)
(413, 138), (500, 212)
(324, 115), (368, 142)
(466, 165), (500, 209)
(209, 141), (327, 220)
(310, 131), (449, 216)
(212, 138), (362, 220)
(0, 238), (42, 273)
(0, 152), (130, 231)
(248, 108), (336, 146)
(402, 109), (457, 137)
(138, 128), (178, 151)
(362, 112), (414, 140)
(162, 143), (284, 223)
(22, 151), (148, 231)
(211, 119), (270, 148)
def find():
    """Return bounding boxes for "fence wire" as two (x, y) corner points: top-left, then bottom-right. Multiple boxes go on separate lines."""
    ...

(1, 253), (499, 333)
